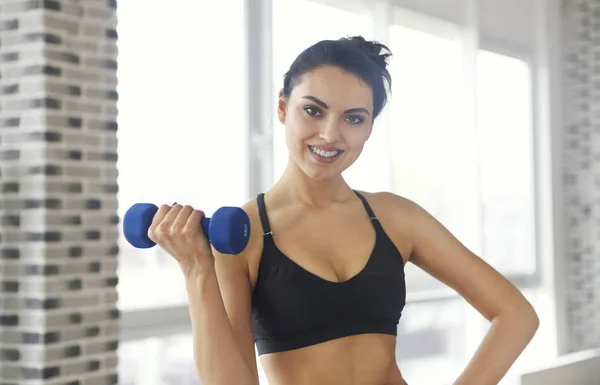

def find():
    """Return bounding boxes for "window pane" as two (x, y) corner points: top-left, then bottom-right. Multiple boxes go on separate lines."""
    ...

(397, 299), (467, 385)
(476, 50), (536, 276)
(116, 0), (247, 310)
(388, 23), (475, 293)
(271, 0), (374, 182)
(119, 334), (201, 385)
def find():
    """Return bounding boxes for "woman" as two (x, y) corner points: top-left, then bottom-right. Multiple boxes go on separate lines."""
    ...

(148, 36), (539, 385)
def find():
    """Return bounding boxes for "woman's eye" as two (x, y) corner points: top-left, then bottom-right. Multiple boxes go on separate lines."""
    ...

(346, 115), (364, 124)
(304, 106), (322, 117)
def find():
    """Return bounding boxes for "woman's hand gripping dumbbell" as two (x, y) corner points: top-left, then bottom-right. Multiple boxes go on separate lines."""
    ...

(123, 202), (250, 277)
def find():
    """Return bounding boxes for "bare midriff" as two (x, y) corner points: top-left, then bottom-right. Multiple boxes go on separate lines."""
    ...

(259, 334), (408, 385)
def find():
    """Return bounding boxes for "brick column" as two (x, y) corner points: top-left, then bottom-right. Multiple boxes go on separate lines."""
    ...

(1, 1), (120, 384)
(561, 0), (600, 352)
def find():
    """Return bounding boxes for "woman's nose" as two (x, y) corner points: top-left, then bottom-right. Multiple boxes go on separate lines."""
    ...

(320, 119), (342, 143)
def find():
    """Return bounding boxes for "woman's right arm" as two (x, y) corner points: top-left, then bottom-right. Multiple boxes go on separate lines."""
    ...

(185, 256), (258, 385)
(148, 203), (260, 385)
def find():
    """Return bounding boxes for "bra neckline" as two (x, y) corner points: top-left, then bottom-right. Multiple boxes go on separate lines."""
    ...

(266, 228), (380, 285)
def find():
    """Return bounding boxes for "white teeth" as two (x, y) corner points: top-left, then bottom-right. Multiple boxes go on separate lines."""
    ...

(310, 146), (340, 158)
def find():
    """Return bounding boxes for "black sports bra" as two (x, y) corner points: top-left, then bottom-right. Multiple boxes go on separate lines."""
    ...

(251, 191), (406, 355)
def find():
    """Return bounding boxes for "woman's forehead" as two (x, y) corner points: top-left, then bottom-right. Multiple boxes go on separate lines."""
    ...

(291, 67), (373, 110)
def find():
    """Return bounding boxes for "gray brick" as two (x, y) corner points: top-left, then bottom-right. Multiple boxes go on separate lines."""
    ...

(101, 43), (117, 56)
(61, 294), (101, 309)
(0, 315), (19, 326)
(0, 19), (19, 31)
(44, 14), (80, 35)
(64, 166), (102, 179)
(87, 7), (115, 21)
(83, 374), (118, 385)
(2, 330), (25, 344)
(61, 262), (94, 276)
(103, 104), (118, 116)
(45, 82), (82, 96)
(84, 340), (115, 355)
(103, 355), (118, 370)
(103, 291), (118, 306)
(59, 3), (85, 17)
(0, 364), (22, 381)
(82, 24), (103, 38)
(18, 82), (46, 94)
(0, 51), (20, 61)
(63, 68), (102, 83)
(71, 326), (103, 342)
(64, 100), (103, 114)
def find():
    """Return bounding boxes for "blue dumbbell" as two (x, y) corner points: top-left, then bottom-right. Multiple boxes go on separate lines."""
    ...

(123, 203), (250, 255)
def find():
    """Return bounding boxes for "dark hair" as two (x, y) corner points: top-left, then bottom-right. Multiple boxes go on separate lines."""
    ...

(282, 35), (392, 120)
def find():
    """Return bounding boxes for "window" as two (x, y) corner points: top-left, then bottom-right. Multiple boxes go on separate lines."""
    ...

(119, 334), (200, 385)
(119, 333), (271, 385)
(388, 17), (537, 294)
(468, 50), (545, 385)
(477, 50), (536, 277)
(115, 2), (549, 385)
(386, 9), (540, 385)
(115, 0), (247, 311)
(396, 299), (468, 384)
(388, 21), (472, 293)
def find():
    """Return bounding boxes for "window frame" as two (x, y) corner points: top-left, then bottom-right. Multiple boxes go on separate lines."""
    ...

(475, 41), (541, 289)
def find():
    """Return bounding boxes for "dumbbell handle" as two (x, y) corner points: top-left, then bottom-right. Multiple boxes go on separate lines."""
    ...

(123, 203), (250, 255)
(133, 209), (212, 245)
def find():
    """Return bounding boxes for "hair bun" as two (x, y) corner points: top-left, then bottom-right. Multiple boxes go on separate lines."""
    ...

(342, 35), (392, 70)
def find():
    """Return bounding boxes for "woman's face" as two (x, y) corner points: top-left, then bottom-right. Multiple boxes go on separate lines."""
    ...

(278, 66), (374, 181)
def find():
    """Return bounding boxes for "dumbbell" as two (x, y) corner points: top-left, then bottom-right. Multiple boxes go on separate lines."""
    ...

(123, 203), (250, 255)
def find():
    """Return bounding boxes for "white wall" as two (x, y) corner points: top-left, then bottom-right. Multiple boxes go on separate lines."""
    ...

(520, 348), (600, 385)
(389, 0), (536, 50)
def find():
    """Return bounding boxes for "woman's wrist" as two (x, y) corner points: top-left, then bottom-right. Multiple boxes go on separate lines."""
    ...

(182, 258), (216, 290)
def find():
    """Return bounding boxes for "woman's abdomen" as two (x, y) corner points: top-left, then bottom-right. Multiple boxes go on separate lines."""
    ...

(259, 334), (406, 385)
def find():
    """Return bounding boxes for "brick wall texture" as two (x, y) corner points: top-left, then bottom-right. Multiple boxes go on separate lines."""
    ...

(562, 0), (600, 352)
(0, 1), (120, 384)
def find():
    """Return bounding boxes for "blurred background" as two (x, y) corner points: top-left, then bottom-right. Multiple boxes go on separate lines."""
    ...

(1, 0), (599, 384)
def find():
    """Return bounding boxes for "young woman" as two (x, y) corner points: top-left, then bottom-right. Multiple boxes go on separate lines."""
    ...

(148, 35), (539, 385)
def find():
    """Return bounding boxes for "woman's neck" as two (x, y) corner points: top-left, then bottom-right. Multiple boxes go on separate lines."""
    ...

(272, 160), (355, 209)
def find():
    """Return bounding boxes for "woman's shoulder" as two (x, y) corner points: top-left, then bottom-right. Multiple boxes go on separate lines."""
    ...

(354, 190), (419, 262)
(354, 189), (418, 218)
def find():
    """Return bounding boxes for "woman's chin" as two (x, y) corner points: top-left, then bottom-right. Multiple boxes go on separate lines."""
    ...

(303, 162), (346, 181)
(286, 152), (355, 181)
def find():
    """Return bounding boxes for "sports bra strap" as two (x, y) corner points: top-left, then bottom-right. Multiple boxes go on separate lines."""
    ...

(353, 190), (378, 220)
(257, 191), (376, 236)
(256, 193), (273, 236)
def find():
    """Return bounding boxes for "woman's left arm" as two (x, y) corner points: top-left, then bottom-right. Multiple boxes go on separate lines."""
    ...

(391, 194), (539, 385)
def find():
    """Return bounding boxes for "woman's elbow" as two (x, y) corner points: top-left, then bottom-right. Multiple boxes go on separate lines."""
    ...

(504, 301), (540, 333)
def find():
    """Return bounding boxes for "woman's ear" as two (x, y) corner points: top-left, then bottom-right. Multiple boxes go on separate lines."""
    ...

(277, 89), (287, 124)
